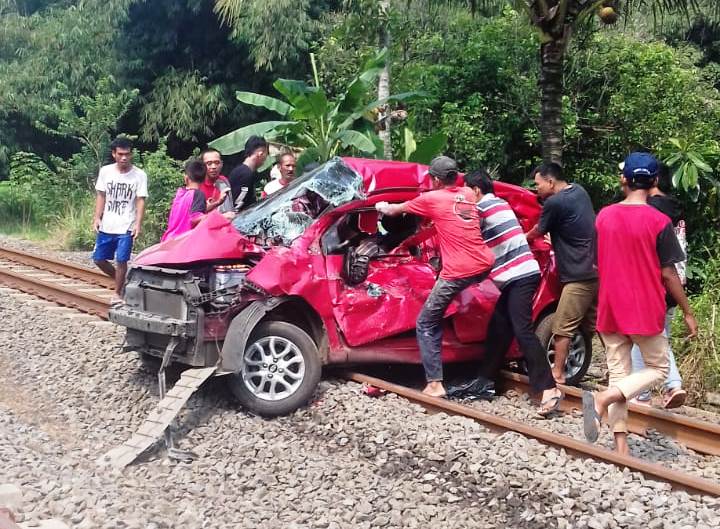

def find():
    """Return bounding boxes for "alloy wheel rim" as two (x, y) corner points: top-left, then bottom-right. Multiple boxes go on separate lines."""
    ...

(242, 336), (305, 401)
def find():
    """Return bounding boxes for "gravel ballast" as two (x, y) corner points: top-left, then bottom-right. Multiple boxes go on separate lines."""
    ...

(1, 236), (720, 528)
(1, 289), (719, 529)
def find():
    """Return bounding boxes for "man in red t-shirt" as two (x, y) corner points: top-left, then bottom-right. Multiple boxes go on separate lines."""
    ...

(376, 156), (495, 397)
(582, 152), (697, 455)
(200, 148), (233, 214)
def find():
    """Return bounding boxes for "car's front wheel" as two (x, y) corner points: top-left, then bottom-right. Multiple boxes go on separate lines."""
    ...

(226, 321), (321, 417)
(534, 312), (592, 386)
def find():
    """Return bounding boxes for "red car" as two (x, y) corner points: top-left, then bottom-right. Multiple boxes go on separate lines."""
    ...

(109, 158), (592, 416)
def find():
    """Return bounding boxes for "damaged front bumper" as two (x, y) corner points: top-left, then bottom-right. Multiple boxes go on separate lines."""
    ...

(108, 264), (213, 367)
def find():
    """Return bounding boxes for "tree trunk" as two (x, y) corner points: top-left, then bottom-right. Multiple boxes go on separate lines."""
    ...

(378, 0), (392, 160)
(538, 36), (567, 164)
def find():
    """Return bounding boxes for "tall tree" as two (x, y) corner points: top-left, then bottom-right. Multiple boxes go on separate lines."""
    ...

(471, 0), (717, 163)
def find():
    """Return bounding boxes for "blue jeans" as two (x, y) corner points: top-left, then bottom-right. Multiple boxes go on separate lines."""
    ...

(416, 273), (487, 382)
(630, 307), (682, 398)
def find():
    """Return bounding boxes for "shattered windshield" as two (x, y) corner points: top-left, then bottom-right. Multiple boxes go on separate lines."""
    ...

(232, 157), (366, 246)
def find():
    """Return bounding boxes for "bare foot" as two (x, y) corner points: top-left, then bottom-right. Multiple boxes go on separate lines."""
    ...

(538, 388), (563, 416)
(422, 381), (446, 398)
(614, 432), (629, 456)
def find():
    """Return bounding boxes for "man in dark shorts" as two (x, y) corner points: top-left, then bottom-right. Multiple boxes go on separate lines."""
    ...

(376, 156), (495, 397)
(582, 152), (697, 454)
(527, 162), (597, 384)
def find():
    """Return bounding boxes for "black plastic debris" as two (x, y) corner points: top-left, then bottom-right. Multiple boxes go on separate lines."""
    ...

(445, 376), (496, 401)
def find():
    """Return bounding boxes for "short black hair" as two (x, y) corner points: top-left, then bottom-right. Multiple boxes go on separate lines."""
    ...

(185, 159), (206, 184)
(200, 148), (222, 161)
(626, 175), (656, 191)
(464, 169), (494, 194)
(244, 135), (268, 156)
(110, 137), (132, 151)
(532, 162), (564, 182)
(434, 169), (458, 185)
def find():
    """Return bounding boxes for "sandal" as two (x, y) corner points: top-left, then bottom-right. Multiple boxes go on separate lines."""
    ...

(582, 391), (602, 443)
(538, 393), (563, 417)
(663, 388), (687, 409)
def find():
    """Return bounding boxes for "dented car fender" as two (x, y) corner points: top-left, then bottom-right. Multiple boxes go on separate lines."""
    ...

(219, 298), (285, 372)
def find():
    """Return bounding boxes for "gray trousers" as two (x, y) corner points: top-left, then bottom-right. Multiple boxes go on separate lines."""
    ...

(416, 273), (487, 382)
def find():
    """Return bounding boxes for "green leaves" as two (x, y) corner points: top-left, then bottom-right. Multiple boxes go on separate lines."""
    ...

(660, 136), (719, 199)
(209, 49), (421, 165)
(401, 127), (447, 164)
(235, 91), (293, 118)
(209, 121), (297, 154)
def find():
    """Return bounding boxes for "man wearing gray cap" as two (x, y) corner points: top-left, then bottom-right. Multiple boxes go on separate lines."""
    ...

(376, 156), (495, 397)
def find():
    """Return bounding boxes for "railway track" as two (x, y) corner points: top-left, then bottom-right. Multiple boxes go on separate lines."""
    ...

(1, 245), (719, 496)
(0, 246), (113, 318)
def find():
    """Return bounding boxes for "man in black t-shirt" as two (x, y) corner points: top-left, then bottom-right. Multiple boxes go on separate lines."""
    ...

(228, 136), (269, 210)
(527, 162), (598, 384)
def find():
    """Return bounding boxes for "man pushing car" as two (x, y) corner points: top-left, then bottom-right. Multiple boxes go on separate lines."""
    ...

(376, 156), (495, 397)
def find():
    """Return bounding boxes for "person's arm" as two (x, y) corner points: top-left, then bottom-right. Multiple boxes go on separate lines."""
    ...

(662, 266), (697, 338)
(133, 197), (146, 239)
(527, 199), (556, 241)
(189, 190), (207, 227)
(93, 191), (105, 232)
(375, 201), (408, 216)
(657, 222), (697, 338)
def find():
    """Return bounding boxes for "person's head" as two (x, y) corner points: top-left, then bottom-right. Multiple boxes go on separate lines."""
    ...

(277, 152), (297, 182)
(184, 158), (207, 187)
(243, 136), (269, 169)
(428, 155), (459, 188)
(201, 148), (223, 181)
(532, 162), (565, 199)
(110, 137), (133, 171)
(464, 168), (494, 200)
(656, 162), (672, 194)
(620, 152), (658, 194)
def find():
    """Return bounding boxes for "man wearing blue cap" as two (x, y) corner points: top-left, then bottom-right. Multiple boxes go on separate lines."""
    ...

(582, 152), (697, 455)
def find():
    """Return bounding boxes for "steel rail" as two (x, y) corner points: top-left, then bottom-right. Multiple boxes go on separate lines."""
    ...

(346, 372), (720, 497)
(500, 371), (720, 457)
(0, 246), (114, 289)
(0, 267), (110, 319)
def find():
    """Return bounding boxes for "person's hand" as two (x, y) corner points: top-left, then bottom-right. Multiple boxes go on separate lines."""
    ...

(684, 312), (699, 340)
(222, 211), (236, 220)
(544, 233), (552, 245)
(92, 217), (101, 233)
(375, 201), (390, 214)
(132, 225), (141, 240)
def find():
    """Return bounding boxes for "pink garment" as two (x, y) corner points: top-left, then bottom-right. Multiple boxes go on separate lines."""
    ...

(161, 188), (204, 242)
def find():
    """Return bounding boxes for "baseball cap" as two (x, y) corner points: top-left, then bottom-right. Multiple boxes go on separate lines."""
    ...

(428, 156), (458, 179)
(621, 152), (659, 180)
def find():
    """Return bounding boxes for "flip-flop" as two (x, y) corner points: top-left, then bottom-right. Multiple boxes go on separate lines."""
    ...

(582, 390), (601, 443)
(538, 394), (563, 417)
(663, 388), (687, 409)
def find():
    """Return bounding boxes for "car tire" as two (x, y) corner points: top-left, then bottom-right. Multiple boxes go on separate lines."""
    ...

(226, 321), (321, 417)
(534, 312), (592, 386)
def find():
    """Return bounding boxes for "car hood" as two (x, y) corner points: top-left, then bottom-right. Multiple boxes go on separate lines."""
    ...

(135, 211), (265, 267)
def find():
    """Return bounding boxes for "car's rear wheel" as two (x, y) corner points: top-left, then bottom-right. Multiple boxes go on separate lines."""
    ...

(533, 312), (592, 386)
(226, 321), (321, 417)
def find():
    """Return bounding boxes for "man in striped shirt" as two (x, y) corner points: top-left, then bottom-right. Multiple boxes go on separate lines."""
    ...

(465, 170), (562, 416)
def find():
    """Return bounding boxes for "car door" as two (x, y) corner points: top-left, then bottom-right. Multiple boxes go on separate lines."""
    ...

(323, 208), (438, 347)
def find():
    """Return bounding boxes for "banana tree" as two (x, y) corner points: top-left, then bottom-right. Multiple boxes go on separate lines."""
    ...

(209, 50), (422, 168)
